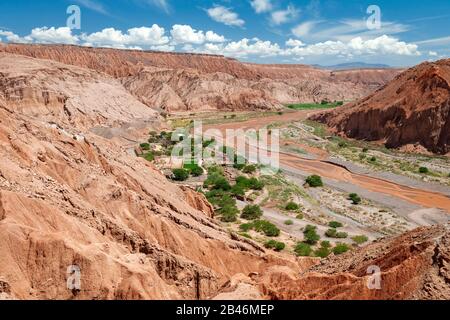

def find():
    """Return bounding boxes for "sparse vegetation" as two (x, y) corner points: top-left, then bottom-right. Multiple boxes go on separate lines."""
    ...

(314, 241), (332, 258)
(284, 220), (294, 225)
(333, 243), (350, 255)
(352, 235), (369, 245)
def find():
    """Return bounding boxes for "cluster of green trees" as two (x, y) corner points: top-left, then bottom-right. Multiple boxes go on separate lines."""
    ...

(326, 221), (348, 239)
(240, 219), (280, 237)
(293, 224), (351, 257)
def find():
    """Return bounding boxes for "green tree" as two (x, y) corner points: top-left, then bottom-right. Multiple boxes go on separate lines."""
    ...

(349, 193), (362, 205)
(303, 225), (320, 245)
(295, 243), (312, 257)
(190, 165), (204, 177)
(140, 143), (150, 151)
(172, 168), (189, 181)
(305, 175), (323, 188)
(333, 243), (350, 255)
(419, 167), (429, 174)
(265, 240), (286, 252)
(218, 205), (239, 223)
(328, 221), (343, 228)
(241, 205), (263, 220)
(285, 202), (300, 211)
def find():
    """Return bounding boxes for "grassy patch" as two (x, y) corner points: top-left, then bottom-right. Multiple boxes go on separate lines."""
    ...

(287, 101), (343, 110)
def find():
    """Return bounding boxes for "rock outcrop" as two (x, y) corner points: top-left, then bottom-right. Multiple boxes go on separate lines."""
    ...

(311, 59), (450, 154)
(214, 224), (450, 300)
(0, 44), (400, 112)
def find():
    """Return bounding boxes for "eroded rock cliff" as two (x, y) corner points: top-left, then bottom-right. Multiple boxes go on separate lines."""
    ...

(311, 59), (450, 154)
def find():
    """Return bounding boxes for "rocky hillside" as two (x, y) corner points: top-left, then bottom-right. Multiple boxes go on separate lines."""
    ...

(0, 44), (400, 112)
(311, 59), (450, 154)
(215, 224), (450, 300)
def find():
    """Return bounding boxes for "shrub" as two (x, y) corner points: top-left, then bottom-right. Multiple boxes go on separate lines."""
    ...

(303, 225), (320, 245)
(248, 178), (264, 190)
(329, 221), (343, 228)
(240, 223), (253, 232)
(314, 246), (331, 258)
(352, 235), (369, 245)
(296, 213), (304, 220)
(143, 152), (155, 162)
(284, 220), (294, 226)
(338, 141), (348, 148)
(285, 202), (300, 211)
(140, 143), (150, 151)
(265, 240), (286, 252)
(208, 166), (224, 175)
(320, 241), (331, 248)
(349, 193), (362, 205)
(305, 175), (323, 188)
(359, 153), (367, 160)
(172, 168), (189, 181)
(243, 165), (257, 174)
(204, 173), (231, 191)
(233, 155), (247, 170)
(325, 228), (348, 239)
(184, 164), (204, 177)
(230, 184), (246, 198)
(362, 147), (369, 153)
(242, 220), (280, 237)
(205, 190), (235, 208)
(218, 205), (239, 222)
(241, 205), (263, 220)
(369, 156), (377, 163)
(254, 220), (280, 237)
(333, 243), (350, 255)
(295, 243), (312, 257)
(419, 167), (429, 174)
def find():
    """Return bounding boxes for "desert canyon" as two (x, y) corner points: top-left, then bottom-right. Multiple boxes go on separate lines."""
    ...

(0, 44), (449, 301)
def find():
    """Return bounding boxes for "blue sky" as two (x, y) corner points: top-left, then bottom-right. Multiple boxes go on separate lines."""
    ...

(0, 0), (449, 66)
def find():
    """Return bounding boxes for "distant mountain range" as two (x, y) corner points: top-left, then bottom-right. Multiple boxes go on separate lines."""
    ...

(314, 62), (392, 70)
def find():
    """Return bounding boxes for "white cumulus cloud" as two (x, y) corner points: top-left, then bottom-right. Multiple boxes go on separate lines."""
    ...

(81, 24), (169, 48)
(29, 27), (79, 44)
(250, 0), (272, 14)
(170, 25), (225, 45)
(207, 6), (245, 27)
(270, 5), (299, 25)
